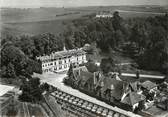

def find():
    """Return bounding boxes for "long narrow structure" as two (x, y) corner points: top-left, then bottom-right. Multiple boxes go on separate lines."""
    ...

(36, 48), (87, 73)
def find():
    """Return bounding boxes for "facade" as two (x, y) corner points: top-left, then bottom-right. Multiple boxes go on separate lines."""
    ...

(36, 48), (87, 73)
(96, 11), (113, 18)
(96, 14), (113, 18)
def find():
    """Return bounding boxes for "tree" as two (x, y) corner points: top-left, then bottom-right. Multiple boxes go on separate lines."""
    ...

(33, 33), (63, 55)
(19, 77), (43, 103)
(19, 35), (36, 59)
(85, 60), (99, 73)
(40, 83), (50, 92)
(67, 63), (73, 77)
(100, 57), (116, 74)
(112, 11), (123, 31)
(6, 63), (16, 78)
(65, 63), (75, 86)
(25, 59), (42, 75)
(1, 44), (27, 76)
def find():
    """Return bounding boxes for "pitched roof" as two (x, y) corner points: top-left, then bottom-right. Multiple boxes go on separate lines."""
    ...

(98, 77), (128, 100)
(121, 92), (146, 106)
(78, 71), (93, 86)
(73, 66), (88, 80)
(108, 72), (122, 81)
(73, 66), (88, 72)
(129, 82), (140, 91)
(141, 80), (157, 90)
(72, 66), (93, 86)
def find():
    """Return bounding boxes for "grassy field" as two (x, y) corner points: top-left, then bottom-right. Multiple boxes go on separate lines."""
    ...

(1, 6), (167, 37)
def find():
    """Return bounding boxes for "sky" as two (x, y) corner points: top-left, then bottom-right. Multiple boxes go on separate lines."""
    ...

(1, 0), (168, 8)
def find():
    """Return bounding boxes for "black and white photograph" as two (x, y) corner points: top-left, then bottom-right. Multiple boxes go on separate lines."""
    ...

(0, 0), (168, 117)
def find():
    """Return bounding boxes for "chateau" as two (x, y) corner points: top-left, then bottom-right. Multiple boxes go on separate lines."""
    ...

(96, 11), (113, 18)
(36, 47), (87, 73)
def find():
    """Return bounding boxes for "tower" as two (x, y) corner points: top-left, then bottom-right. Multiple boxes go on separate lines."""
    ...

(63, 44), (67, 51)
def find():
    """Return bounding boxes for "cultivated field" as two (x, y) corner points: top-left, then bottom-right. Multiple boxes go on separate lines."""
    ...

(1, 6), (167, 37)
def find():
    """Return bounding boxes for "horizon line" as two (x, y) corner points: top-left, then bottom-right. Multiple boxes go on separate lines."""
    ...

(1, 4), (167, 9)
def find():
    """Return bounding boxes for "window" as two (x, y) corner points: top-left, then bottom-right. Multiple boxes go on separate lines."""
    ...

(54, 67), (57, 70)
(45, 69), (48, 72)
(50, 63), (53, 65)
(59, 61), (62, 64)
(64, 60), (66, 63)
(77, 57), (78, 61)
(69, 59), (70, 62)
(55, 62), (57, 65)
(59, 66), (62, 69)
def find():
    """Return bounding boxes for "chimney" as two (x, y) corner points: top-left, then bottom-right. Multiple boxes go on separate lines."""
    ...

(98, 72), (101, 80)
(136, 70), (140, 79)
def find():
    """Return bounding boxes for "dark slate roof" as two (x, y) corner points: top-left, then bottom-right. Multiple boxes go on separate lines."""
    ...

(73, 66), (88, 72)
(121, 92), (146, 106)
(97, 77), (128, 100)
(37, 48), (86, 62)
(72, 66), (93, 86)
(78, 71), (94, 86)
(141, 80), (157, 90)
(129, 82), (140, 92)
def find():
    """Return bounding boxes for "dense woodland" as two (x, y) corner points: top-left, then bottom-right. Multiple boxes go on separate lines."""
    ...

(1, 11), (168, 80)
(63, 12), (168, 74)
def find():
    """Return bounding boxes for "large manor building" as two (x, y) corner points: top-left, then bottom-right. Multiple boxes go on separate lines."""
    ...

(96, 11), (113, 18)
(36, 47), (87, 73)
